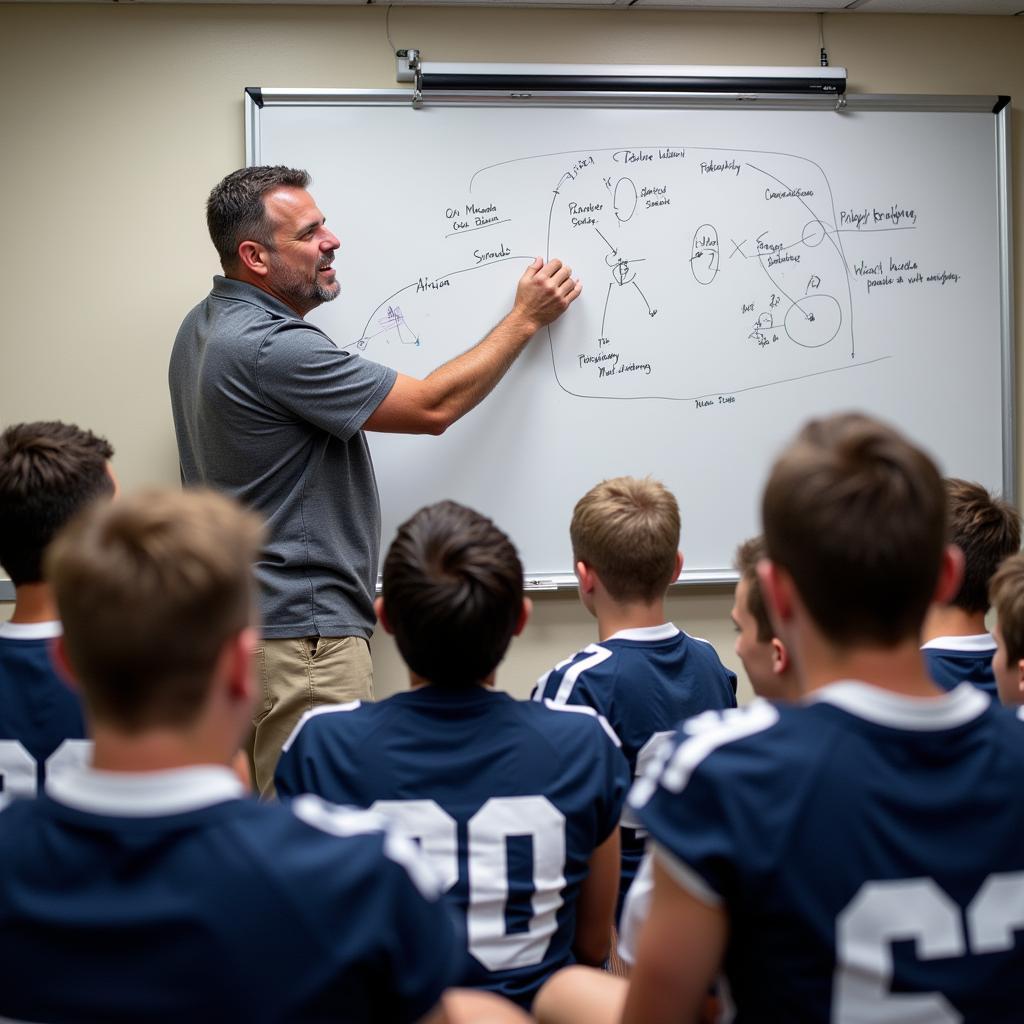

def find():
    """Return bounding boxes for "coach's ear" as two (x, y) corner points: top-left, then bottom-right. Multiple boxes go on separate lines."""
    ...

(514, 598), (533, 637)
(934, 545), (965, 606)
(51, 636), (81, 693)
(374, 596), (393, 635)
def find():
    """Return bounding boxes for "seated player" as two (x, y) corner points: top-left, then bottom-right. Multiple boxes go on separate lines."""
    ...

(922, 478), (1020, 696)
(539, 414), (1024, 1024)
(277, 500), (629, 1009)
(988, 551), (1024, 706)
(532, 476), (736, 915)
(0, 488), (488, 1023)
(610, 535), (802, 980)
(731, 534), (800, 701)
(0, 421), (117, 802)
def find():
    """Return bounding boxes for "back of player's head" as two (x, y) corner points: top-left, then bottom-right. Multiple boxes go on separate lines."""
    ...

(570, 476), (680, 603)
(734, 535), (772, 644)
(0, 421), (115, 586)
(382, 501), (523, 688)
(990, 552), (1024, 665)
(206, 165), (311, 271)
(944, 478), (1020, 614)
(762, 413), (946, 648)
(46, 488), (265, 732)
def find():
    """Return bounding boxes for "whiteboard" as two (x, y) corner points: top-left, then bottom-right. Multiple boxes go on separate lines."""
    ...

(247, 90), (1013, 586)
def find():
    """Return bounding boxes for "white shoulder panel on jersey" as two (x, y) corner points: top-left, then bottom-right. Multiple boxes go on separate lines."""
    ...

(541, 698), (622, 748)
(281, 700), (362, 753)
(630, 701), (780, 808)
(1017, 706), (1024, 723)
(549, 644), (613, 705)
(291, 793), (442, 900)
(533, 648), (591, 701)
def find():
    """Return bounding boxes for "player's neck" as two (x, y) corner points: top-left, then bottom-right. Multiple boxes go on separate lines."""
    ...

(408, 672), (496, 690)
(9, 583), (59, 625)
(595, 600), (670, 642)
(801, 634), (943, 698)
(921, 604), (988, 642)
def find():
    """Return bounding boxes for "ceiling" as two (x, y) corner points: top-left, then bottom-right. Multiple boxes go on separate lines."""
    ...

(20, 0), (1024, 10)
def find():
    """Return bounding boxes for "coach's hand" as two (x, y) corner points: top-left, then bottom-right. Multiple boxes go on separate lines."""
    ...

(513, 257), (582, 333)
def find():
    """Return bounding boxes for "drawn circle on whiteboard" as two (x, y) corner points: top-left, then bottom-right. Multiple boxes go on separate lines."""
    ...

(614, 178), (638, 223)
(800, 220), (827, 248)
(784, 294), (842, 348)
(690, 223), (720, 286)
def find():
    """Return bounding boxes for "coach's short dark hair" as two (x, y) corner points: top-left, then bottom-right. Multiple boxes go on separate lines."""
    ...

(0, 421), (115, 586)
(944, 478), (1020, 614)
(206, 165), (311, 271)
(382, 501), (523, 688)
(734, 535), (772, 643)
(762, 413), (947, 649)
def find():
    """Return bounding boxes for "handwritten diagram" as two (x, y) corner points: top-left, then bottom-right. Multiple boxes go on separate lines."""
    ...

(347, 142), (942, 404)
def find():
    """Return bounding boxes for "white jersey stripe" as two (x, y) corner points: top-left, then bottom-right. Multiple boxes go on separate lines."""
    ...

(533, 651), (583, 701)
(553, 644), (613, 705)
(629, 702), (780, 811)
(281, 700), (362, 753)
(542, 699), (622, 748)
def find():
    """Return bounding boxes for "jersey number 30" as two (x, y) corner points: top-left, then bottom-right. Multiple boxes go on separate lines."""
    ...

(372, 796), (566, 972)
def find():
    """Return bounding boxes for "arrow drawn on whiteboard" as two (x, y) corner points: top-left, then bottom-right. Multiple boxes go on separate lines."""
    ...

(601, 283), (612, 336)
(632, 281), (657, 317)
(595, 227), (618, 256)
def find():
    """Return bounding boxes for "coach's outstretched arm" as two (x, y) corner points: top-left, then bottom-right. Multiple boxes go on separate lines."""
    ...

(363, 258), (581, 436)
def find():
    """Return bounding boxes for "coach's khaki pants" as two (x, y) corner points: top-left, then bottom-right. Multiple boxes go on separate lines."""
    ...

(250, 636), (374, 798)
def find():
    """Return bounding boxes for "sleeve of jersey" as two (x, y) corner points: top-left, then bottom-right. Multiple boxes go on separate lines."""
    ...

(275, 719), (361, 805)
(593, 717), (631, 841)
(630, 730), (747, 908)
(374, 845), (465, 1022)
(534, 654), (611, 719)
(256, 322), (397, 442)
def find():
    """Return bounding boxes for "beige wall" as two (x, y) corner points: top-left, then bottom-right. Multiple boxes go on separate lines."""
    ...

(1, 4), (1022, 699)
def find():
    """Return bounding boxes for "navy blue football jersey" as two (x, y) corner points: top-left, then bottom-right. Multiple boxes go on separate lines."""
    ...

(276, 686), (630, 1007)
(923, 634), (998, 697)
(0, 622), (90, 801)
(631, 683), (1024, 1022)
(0, 765), (459, 1023)
(532, 624), (736, 905)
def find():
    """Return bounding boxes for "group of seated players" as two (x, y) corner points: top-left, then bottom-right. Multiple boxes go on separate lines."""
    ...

(1, 413), (1024, 1022)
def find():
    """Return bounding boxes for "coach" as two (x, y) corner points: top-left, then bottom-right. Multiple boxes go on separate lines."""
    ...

(169, 166), (581, 795)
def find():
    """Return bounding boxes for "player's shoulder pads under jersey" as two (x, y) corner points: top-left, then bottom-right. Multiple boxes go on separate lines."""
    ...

(290, 793), (443, 901)
(629, 700), (780, 810)
(540, 698), (622, 747)
(281, 699), (362, 754)
(533, 643), (613, 704)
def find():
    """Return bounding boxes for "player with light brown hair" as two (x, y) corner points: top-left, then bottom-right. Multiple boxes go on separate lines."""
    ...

(922, 477), (1021, 696)
(543, 413), (1024, 1024)
(988, 551), (1024, 706)
(0, 487), (525, 1023)
(534, 475), (736, 921)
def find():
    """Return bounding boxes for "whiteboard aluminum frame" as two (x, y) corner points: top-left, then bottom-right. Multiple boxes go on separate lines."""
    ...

(244, 87), (1016, 590)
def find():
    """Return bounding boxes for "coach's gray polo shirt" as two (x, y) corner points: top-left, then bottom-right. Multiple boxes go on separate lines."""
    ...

(169, 277), (396, 640)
